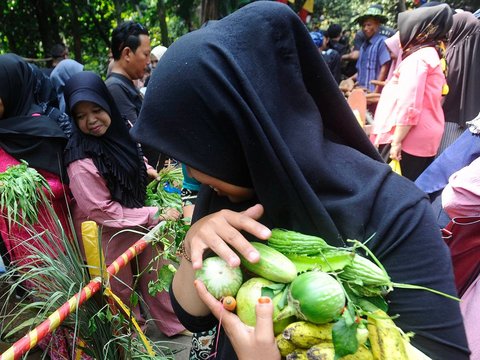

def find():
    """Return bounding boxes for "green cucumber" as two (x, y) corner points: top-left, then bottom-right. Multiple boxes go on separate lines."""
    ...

(285, 251), (355, 273)
(339, 254), (390, 286)
(240, 242), (297, 283)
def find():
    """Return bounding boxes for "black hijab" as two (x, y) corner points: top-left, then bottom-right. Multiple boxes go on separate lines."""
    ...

(132, 3), (469, 357)
(442, 12), (480, 127)
(132, 1), (412, 245)
(63, 71), (147, 208)
(399, 4), (453, 58)
(0, 53), (67, 176)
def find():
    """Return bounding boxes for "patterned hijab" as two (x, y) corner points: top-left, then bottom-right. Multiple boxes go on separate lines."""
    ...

(399, 4), (453, 58)
(64, 71), (147, 208)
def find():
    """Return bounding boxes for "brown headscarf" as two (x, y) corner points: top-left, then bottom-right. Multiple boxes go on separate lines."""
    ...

(399, 4), (453, 59)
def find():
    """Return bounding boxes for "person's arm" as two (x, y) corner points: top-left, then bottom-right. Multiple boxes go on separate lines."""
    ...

(388, 54), (429, 160)
(67, 158), (178, 229)
(442, 157), (480, 218)
(172, 204), (270, 317)
(369, 192), (469, 358)
(373, 42), (391, 93)
(342, 50), (359, 61)
(389, 125), (412, 160)
(373, 62), (390, 93)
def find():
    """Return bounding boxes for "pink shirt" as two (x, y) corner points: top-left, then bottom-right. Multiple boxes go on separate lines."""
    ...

(370, 47), (446, 157)
(442, 157), (480, 219)
(67, 158), (159, 243)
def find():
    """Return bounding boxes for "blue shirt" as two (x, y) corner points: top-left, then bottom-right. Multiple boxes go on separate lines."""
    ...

(181, 163), (201, 191)
(356, 32), (390, 92)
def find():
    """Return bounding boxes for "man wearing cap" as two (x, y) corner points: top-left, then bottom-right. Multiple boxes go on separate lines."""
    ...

(346, 4), (391, 93)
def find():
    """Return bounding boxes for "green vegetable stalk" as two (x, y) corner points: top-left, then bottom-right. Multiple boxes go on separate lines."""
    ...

(0, 160), (53, 228)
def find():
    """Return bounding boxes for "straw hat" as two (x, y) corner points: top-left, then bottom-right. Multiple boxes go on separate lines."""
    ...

(355, 4), (388, 24)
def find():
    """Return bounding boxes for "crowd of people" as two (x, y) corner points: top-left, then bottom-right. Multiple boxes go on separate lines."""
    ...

(1, 0), (480, 359)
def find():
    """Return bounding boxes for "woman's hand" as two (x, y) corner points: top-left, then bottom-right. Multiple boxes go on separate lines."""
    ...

(147, 167), (159, 179)
(184, 204), (272, 270)
(390, 142), (402, 161)
(194, 279), (281, 360)
(161, 207), (181, 221)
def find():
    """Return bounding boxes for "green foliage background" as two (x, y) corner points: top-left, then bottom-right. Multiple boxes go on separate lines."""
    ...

(0, 0), (478, 74)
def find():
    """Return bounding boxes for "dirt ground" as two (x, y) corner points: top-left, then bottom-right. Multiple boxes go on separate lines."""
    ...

(0, 280), (192, 359)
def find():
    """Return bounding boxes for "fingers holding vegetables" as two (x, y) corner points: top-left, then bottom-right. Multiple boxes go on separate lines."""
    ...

(161, 207), (182, 221)
(185, 204), (271, 269)
(194, 279), (281, 360)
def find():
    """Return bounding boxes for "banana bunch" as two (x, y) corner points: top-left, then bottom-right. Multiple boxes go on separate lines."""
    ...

(276, 321), (374, 360)
(276, 315), (431, 360)
(367, 310), (432, 360)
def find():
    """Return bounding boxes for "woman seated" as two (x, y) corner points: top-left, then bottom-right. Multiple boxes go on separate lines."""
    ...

(63, 71), (184, 336)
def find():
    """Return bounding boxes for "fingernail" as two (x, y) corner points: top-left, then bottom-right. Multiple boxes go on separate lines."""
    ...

(248, 251), (259, 262)
(258, 296), (271, 304)
(260, 228), (271, 238)
(229, 256), (240, 266)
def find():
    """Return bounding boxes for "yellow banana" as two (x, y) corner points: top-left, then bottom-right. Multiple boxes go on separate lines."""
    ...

(306, 343), (373, 360)
(276, 333), (297, 357)
(367, 310), (409, 360)
(287, 348), (309, 360)
(283, 321), (334, 348)
(342, 345), (374, 360)
(306, 343), (335, 359)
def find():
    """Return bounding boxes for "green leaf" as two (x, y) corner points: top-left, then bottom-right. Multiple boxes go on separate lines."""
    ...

(130, 291), (139, 307)
(147, 265), (176, 296)
(332, 316), (359, 359)
(88, 316), (98, 334)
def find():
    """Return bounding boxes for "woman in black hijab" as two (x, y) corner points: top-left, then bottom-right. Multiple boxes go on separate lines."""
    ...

(63, 71), (185, 336)
(132, 2), (468, 359)
(0, 53), (70, 267)
(439, 11), (480, 153)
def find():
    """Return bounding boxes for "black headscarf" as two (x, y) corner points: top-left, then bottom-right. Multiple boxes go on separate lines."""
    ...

(442, 12), (480, 127)
(399, 4), (453, 58)
(132, 2), (390, 244)
(0, 53), (67, 176)
(132, 3), (468, 357)
(63, 71), (147, 208)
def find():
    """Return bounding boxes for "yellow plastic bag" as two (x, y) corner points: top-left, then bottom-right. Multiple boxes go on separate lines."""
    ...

(389, 159), (402, 176)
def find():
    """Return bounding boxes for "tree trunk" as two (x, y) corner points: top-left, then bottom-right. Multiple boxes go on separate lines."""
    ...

(70, 1), (83, 61)
(34, 0), (57, 56)
(201, 0), (219, 24)
(157, 0), (170, 46)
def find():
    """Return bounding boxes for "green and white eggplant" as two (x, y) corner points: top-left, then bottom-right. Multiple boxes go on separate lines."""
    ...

(275, 271), (346, 324)
(195, 257), (243, 299)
